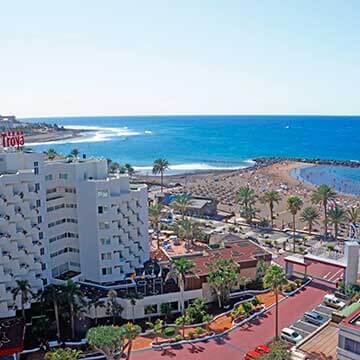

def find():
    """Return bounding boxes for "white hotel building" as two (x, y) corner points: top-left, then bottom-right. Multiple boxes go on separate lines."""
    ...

(0, 149), (149, 318)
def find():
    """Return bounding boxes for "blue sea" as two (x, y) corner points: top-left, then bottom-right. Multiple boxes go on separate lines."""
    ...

(24, 115), (360, 176)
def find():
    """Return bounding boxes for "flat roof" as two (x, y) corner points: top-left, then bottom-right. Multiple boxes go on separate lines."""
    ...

(341, 306), (360, 331)
(298, 323), (338, 359)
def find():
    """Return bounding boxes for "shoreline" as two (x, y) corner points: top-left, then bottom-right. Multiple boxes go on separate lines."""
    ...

(24, 128), (94, 144)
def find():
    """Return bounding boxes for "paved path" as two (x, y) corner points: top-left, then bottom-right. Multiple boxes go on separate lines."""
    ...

(132, 280), (335, 359)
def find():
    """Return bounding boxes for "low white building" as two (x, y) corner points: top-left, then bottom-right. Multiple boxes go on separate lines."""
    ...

(0, 149), (149, 318)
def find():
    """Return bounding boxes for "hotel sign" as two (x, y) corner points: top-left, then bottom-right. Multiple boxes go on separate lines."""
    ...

(1, 131), (25, 149)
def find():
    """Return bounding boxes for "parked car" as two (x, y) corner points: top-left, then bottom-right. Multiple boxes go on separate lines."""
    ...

(244, 345), (271, 360)
(304, 311), (327, 326)
(323, 294), (346, 310)
(281, 328), (303, 344)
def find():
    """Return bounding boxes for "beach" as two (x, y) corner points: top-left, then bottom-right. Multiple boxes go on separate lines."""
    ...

(139, 159), (360, 234)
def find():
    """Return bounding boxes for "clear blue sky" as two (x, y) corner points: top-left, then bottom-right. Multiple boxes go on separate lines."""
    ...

(1, 1), (359, 117)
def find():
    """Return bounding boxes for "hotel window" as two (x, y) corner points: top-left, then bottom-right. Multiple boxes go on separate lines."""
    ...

(102, 267), (112, 275)
(97, 190), (109, 198)
(45, 175), (53, 181)
(98, 205), (109, 214)
(101, 252), (112, 260)
(40, 248), (45, 255)
(35, 183), (40, 192)
(145, 305), (158, 315)
(37, 216), (42, 224)
(59, 173), (68, 180)
(344, 338), (360, 355)
(99, 221), (110, 230)
(100, 238), (111, 245)
(39, 232), (43, 240)
(36, 199), (41, 207)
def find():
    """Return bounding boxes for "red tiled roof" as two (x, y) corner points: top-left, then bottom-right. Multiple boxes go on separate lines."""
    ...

(150, 248), (170, 262)
(189, 240), (271, 276)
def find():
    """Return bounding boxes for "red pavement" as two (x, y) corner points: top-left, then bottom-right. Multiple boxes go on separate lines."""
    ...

(275, 255), (344, 283)
(133, 280), (335, 360)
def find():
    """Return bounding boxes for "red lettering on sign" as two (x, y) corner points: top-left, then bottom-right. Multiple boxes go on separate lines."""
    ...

(1, 131), (25, 149)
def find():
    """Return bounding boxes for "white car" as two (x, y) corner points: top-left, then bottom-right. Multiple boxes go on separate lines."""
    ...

(323, 294), (346, 310)
(281, 328), (303, 344)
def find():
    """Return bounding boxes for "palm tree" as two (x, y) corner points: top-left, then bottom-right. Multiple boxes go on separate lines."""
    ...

(70, 148), (79, 158)
(160, 303), (172, 325)
(263, 265), (287, 340)
(40, 284), (62, 341)
(124, 164), (135, 177)
(236, 186), (257, 223)
(171, 194), (191, 219)
(177, 218), (202, 248)
(260, 191), (281, 228)
(152, 159), (169, 193)
(88, 298), (105, 325)
(347, 206), (360, 226)
(45, 148), (58, 160)
(165, 258), (196, 315)
(328, 206), (346, 242)
(60, 280), (85, 339)
(286, 196), (303, 252)
(149, 204), (163, 249)
(311, 184), (337, 241)
(12, 280), (34, 321)
(300, 206), (319, 235)
(146, 319), (163, 344)
(106, 289), (123, 325)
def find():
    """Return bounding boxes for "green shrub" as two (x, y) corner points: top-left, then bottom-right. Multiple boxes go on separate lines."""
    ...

(294, 279), (302, 287)
(195, 327), (204, 336)
(174, 335), (183, 342)
(188, 331), (194, 339)
(164, 327), (176, 337)
(251, 297), (262, 306)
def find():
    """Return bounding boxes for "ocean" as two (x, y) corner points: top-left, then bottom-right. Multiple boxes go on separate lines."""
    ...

(24, 115), (360, 175)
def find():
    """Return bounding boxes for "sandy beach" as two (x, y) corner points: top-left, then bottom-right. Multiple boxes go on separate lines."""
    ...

(24, 128), (94, 144)
(138, 160), (360, 234)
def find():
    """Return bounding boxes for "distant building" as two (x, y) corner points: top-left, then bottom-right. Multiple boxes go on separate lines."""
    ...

(338, 307), (360, 359)
(0, 115), (20, 129)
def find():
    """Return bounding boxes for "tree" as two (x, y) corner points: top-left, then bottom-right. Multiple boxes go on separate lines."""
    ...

(256, 258), (268, 283)
(300, 206), (319, 235)
(87, 325), (127, 360)
(147, 319), (163, 343)
(60, 280), (85, 339)
(239, 276), (252, 291)
(149, 204), (163, 249)
(171, 194), (191, 219)
(70, 148), (79, 158)
(87, 298), (105, 325)
(236, 186), (257, 223)
(207, 259), (239, 308)
(347, 206), (360, 226)
(144, 304), (156, 323)
(39, 284), (62, 341)
(184, 297), (208, 324)
(263, 265), (287, 340)
(286, 196), (303, 252)
(12, 280), (34, 321)
(108, 161), (120, 174)
(31, 316), (51, 346)
(175, 315), (187, 338)
(328, 206), (346, 241)
(160, 303), (172, 324)
(311, 184), (337, 241)
(177, 218), (202, 248)
(106, 289), (123, 325)
(202, 313), (213, 333)
(124, 164), (135, 177)
(45, 348), (82, 360)
(260, 340), (289, 359)
(45, 148), (58, 160)
(166, 258), (196, 315)
(260, 191), (281, 228)
(152, 159), (170, 193)
(122, 322), (141, 360)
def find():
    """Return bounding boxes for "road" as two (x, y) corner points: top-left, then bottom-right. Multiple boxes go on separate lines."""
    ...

(133, 280), (335, 359)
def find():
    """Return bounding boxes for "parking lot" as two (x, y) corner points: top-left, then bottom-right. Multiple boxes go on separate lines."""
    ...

(282, 302), (334, 343)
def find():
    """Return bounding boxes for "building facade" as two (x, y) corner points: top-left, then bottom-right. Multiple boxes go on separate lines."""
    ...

(338, 308), (360, 359)
(0, 149), (149, 318)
